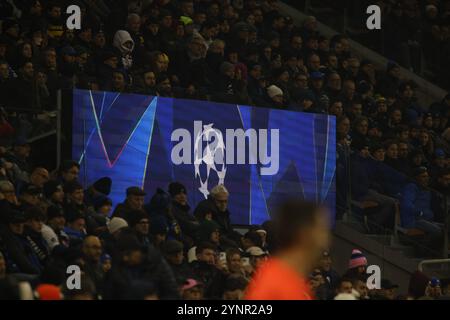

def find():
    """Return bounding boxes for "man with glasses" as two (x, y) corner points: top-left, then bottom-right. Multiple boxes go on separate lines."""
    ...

(128, 209), (151, 247)
(294, 73), (309, 90)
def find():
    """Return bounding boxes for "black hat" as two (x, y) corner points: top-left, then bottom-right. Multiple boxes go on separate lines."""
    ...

(92, 195), (112, 211)
(150, 215), (168, 235)
(116, 234), (144, 253)
(46, 205), (65, 220)
(381, 279), (399, 290)
(148, 188), (170, 215)
(25, 207), (45, 221)
(128, 210), (148, 227)
(43, 181), (62, 198)
(126, 186), (146, 197)
(6, 210), (26, 224)
(162, 240), (184, 255)
(168, 182), (187, 197)
(92, 177), (112, 195)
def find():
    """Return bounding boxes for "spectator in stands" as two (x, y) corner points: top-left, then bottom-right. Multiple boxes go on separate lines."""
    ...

(190, 241), (226, 299)
(113, 30), (135, 70)
(162, 239), (191, 284)
(196, 219), (222, 250)
(104, 233), (179, 300)
(81, 236), (104, 295)
(149, 215), (169, 250)
(63, 211), (86, 244)
(336, 278), (353, 296)
(169, 182), (199, 240)
(401, 166), (442, 238)
(41, 205), (68, 251)
(23, 207), (49, 268)
(181, 278), (204, 300)
(345, 249), (368, 279)
(43, 181), (64, 210)
(377, 279), (399, 300)
(128, 209), (151, 247)
(247, 246), (268, 274)
(225, 248), (249, 279)
(352, 276), (369, 300)
(28, 167), (49, 190)
(350, 140), (396, 229)
(57, 160), (79, 185)
(194, 185), (240, 248)
(83, 177), (112, 208)
(18, 185), (41, 211)
(222, 274), (248, 300)
(113, 187), (146, 223)
(318, 250), (340, 294)
(5, 136), (31, 174)
(0, 210), (42, 274)
(63, 181), (87, 215)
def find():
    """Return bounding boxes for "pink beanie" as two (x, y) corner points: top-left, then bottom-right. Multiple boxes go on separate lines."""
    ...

(348, 249), (368, 269)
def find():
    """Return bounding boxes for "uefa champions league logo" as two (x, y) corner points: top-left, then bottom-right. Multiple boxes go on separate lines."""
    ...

(193, 123), (227, 198)
(171, 121), (280, 198)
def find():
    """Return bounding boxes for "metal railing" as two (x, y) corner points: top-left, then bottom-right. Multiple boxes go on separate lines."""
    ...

(3, 94), (61, 169)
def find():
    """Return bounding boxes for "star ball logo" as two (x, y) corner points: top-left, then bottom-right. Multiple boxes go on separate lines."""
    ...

(171, 121), (280, 198)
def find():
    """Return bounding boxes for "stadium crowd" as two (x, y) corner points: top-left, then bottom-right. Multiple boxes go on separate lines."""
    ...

(0, 0), (449, 299)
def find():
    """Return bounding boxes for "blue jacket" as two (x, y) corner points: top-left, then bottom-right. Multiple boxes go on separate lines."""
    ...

(400, 183), (434, 228)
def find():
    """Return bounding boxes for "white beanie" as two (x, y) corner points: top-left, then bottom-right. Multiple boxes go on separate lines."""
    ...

(334, 293), (357, 300)
(267, 85), (283, 99)
(107, 217), (128, 234)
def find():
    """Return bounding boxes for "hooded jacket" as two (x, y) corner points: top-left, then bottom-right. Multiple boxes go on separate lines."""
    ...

(113, 30), (135, 70)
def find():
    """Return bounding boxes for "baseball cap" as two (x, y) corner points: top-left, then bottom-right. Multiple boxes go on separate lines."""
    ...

(381, 279), (399, 290)
(181, 279), (203, 291)
(246, 246), (268, 257)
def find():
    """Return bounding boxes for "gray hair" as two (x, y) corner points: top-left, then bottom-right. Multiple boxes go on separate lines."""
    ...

(210, 184), (229, 197)
(127, 13), (141, 23)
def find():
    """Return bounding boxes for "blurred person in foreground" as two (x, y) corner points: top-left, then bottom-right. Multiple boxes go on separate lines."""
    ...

(245, 200), (330, 300)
